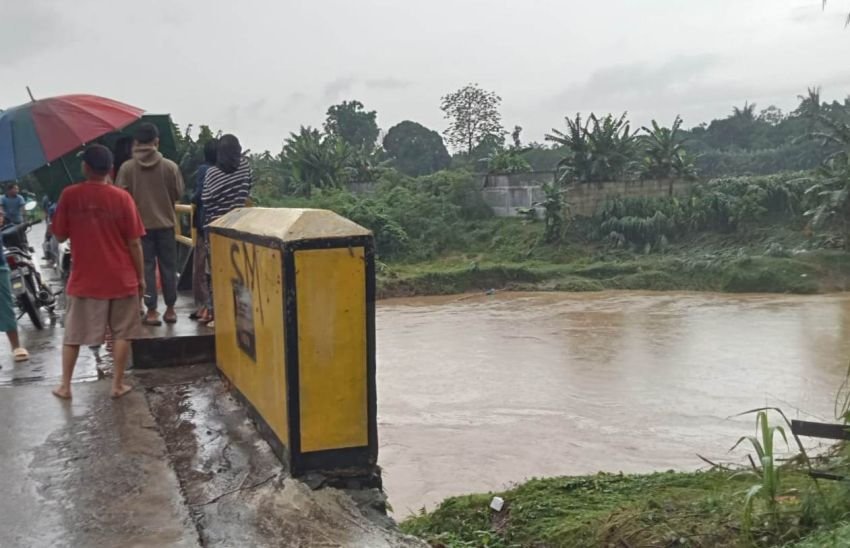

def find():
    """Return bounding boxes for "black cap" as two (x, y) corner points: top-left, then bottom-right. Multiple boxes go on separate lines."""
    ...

(82, 144), (114, 175)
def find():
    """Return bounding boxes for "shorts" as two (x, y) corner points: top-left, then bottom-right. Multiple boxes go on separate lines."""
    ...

(0, 268), (17, 333)
(63, 295), (142, 346)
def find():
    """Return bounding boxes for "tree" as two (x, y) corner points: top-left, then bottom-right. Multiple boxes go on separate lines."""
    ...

(794, 87), (822, 120)
(324, 100), (380, 151)
(700, 102), (761, 150)
(546, 113), (641, 183)
(511, 126), (523, 149)
(440, 84), (505, 155)
(281, 127), (357, 196)
(758, 106), (785, 126)
(641, 116), (697, 181)
(176, 124), (218, 193)
(484, 149), (532, 174)
(469, 133), (506, 161)
(249, 150), (290, 198)
(383, 121), (451, 176)
(732, 102), (757, 122)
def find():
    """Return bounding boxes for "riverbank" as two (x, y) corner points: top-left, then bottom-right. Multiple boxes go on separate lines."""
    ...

(401, 463), (850, 547)
(377, 219), (850, 299)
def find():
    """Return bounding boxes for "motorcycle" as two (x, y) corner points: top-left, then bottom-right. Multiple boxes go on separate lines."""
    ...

(42, 201), (71, 282)
(3, 202), (56, 329)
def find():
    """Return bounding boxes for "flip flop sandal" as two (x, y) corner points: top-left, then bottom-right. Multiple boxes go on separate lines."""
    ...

(142, 317), (163, 327)
(13, 348), (29, 362)
(164, 315), (177, 324)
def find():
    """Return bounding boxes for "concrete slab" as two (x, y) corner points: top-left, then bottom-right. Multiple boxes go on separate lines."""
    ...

(0, 290), (212, 385)
(136, 365), (425, 547)
(132, 294), (215, 369)
(0, 381), (199, 548)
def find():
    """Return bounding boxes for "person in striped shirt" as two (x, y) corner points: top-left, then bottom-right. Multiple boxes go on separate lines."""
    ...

(200, 134), (252, 325)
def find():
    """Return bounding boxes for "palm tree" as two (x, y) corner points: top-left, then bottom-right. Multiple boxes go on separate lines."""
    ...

(640, 116), (698, 183)
(731, 102), (757, 123)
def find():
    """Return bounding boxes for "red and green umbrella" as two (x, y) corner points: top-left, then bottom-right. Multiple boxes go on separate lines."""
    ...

(0, 94), (144, 182)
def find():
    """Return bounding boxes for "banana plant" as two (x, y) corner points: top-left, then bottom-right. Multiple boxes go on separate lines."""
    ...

(546, 112), (640, 183)
(640, 116), (698, 181)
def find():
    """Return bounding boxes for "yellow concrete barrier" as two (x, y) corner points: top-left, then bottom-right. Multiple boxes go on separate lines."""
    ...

(174, 204), (195, 247)
(207, 208), (377, 477)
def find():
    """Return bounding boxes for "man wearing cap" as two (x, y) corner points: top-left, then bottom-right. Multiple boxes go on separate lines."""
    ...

(116, 123), (184, 326)
(51, 145), (146, 400)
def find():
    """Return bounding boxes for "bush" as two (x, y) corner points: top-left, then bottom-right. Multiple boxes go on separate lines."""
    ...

(264, 168), (491, 261)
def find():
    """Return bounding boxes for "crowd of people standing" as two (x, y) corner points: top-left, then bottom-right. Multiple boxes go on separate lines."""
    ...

(45, 122), (252, 399)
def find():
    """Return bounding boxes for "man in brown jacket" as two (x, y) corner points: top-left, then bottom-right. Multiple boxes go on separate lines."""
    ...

(117, 123), (184, 325)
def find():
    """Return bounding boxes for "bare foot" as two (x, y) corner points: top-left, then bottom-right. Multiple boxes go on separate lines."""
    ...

(111, 384), (133, 399)
(52, 386), (72, 400)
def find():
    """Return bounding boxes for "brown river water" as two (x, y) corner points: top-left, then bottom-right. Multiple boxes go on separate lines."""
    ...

(376, 291), (850, 516)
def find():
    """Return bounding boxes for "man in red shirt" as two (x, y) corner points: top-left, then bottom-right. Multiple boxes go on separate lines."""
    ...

(51, 145), (146, 400)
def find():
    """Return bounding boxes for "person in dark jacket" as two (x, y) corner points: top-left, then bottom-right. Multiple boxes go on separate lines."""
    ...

(190, 139), (217, 321)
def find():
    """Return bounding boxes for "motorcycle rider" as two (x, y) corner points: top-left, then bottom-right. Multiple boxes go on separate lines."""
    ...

(0, 208), (29, 366)
(1, 183), (27, 226)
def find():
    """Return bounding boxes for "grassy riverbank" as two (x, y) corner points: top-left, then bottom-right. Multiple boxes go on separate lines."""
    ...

(260, 172), (850, 298)
(401, 465), (850, 547)
(377, 218), (850, 299)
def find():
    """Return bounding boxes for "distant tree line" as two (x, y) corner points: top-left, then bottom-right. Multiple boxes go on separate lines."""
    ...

(172, 84), (850, 199)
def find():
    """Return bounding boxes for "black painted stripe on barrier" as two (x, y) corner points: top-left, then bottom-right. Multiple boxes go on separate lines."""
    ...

(282, 247), (302, 470)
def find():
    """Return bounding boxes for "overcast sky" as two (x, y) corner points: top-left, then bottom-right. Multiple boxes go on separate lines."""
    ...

(2, 0), (849, 153)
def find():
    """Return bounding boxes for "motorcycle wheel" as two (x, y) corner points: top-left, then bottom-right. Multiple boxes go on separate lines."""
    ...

(20, 292), (44, 330)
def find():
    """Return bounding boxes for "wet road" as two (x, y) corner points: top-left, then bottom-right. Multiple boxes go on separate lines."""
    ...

(377, 291), (850, 515)
(0, 381), (197, 547)
(0, 220), (93, 386)
(0, 221), (423, 546)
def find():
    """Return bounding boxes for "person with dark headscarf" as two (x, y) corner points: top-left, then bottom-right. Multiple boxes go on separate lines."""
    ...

(189, 139), (217, 322)
(200, 134), (252, 325)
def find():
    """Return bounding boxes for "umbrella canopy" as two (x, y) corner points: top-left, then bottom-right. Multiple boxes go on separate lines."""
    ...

(0, 94), (144, 182)
(34, 114), (180, 200)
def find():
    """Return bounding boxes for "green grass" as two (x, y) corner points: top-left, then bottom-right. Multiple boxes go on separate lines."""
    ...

(376, 218), (849, 298)
(792, 522), (850, 547)
(401, 468), (850, 547)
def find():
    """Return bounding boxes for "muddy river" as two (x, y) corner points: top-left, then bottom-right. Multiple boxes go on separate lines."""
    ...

(377, 291), (850, 516)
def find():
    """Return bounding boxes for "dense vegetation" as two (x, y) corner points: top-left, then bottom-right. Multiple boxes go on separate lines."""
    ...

(163, 83), (850, 298)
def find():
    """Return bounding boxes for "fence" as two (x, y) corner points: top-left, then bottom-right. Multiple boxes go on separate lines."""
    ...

(481, 172), (695, 217)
